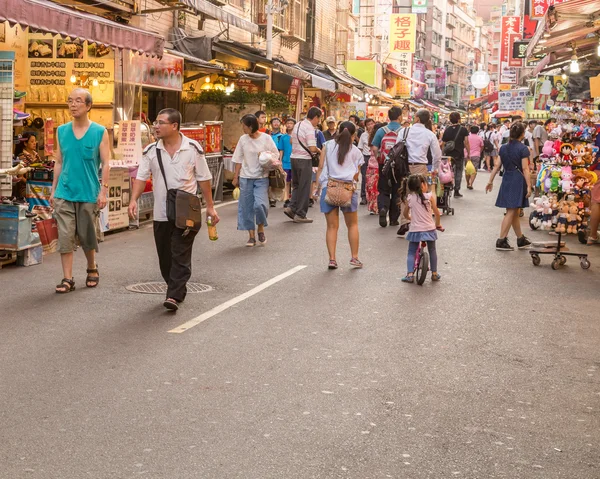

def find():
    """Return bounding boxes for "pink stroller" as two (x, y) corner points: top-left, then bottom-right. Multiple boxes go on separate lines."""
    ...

(437, 156), (454, 216)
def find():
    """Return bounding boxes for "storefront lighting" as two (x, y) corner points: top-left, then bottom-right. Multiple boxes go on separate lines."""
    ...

(205, 76), (211, 83)
(70, 74), (77, 84)
(597, 38), (600, 56)
(562, 73), (567, 81)
(92, 78), (99, 87)
(570, 53), (580, 73)
(543, 31), (551, 38)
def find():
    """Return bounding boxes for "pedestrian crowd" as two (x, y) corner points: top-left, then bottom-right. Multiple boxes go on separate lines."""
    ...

(47, 88), (600, 311)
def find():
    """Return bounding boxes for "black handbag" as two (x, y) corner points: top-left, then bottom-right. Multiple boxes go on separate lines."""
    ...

(443, 125), (462, 155)
(296, 123), (320, 167)
(156, 149), (202, 236)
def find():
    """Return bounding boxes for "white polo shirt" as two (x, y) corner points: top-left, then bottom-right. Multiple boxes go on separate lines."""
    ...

(137, 133), (212, 222)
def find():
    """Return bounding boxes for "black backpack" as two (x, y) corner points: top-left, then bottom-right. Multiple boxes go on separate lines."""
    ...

(382, 127), (410, 180)
(483, 131), (494, 153)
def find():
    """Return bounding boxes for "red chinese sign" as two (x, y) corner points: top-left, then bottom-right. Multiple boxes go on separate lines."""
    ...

(500, 16), (521, 64)
(530, 0), (569, 20)
(389, 14), (417, 53)
(508, 33), (523, 67)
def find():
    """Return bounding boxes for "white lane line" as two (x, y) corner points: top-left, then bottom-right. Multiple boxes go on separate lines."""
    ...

(211, 200), (238, 210)
(168, 265), (308, 333)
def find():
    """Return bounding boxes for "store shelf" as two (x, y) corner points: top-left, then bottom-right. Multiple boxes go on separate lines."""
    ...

(24, 102), (114, 108)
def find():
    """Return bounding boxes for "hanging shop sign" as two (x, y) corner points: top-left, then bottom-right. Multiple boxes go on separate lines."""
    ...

(435, 67), (446, 95)
(513, 40), (529, 59)
(236, 79), (260, 93)
(287, 77), (301, 113)
(396, 79), (411, 98)
(413, 60), (426, 100)
(389, 14), (417, 54)
(529, 0), (570, 21)
(500, 16), (521, 66)
(508, 34), (523, 67)
(329, 102), (368, 121)
(498, 88), (528, 111)
(115, 120), (142, 167)
(411, 0), (427, 14)
(534, 75), (569, 111)
(500, 63), (518, 85)
(131, 53), (183, 91)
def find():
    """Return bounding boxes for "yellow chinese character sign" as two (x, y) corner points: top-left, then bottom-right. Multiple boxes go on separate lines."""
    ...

(389, 14), (416, 53)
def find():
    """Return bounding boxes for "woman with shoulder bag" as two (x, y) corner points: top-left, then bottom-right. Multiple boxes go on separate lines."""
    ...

(316, 121), (364, 269)
(232, 114), (280, 247)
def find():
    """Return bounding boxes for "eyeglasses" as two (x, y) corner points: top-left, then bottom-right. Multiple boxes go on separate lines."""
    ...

(67, 99), (86, 105)
(153, 121), (172, 127)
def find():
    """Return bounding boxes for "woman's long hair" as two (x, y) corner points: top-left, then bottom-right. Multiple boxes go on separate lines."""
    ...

(335, 121), (356, 165)
(368, 122), (383, 147)
(399, 174), (427, 205)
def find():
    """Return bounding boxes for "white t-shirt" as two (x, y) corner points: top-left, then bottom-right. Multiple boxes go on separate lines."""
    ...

(137, 134), (212, 222)
(232, 132), (280, 179)
(357, 131), (371, 156)
(319, 141), (364, 188)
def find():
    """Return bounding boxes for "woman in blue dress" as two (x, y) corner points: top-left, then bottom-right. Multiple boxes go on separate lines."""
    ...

(486, 122), (532, 251)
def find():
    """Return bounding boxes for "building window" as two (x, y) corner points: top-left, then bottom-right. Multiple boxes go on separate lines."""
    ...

(284, 0), (307, 41)
(230, 0), (244, 9)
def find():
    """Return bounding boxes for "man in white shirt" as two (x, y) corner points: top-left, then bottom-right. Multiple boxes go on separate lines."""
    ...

(357, 118), (375, 204)
(524, 120), (536, 157)
(396, 109), (442, 235)
(129, 108), (218, 311)
(284, 106), (322, 223)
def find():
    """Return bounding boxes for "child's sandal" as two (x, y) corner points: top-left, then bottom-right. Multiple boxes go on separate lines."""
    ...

(401, 275), (414, 283)
(431, 273), (441, 281)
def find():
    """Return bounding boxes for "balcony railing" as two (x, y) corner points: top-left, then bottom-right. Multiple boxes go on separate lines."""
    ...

(254, 0), (286, 32)
(446, 62), (455, 74)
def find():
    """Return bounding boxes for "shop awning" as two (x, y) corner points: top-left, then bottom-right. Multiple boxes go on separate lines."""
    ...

(181, 0), (259, 34)
(385, 64), (427, 86)
(235, 71), (269, 80)
(420, 99), (440, 112)
(166, 49), (224, 72)
(1, 0), (164, 56)
(326, 65), (364, 88)
(212, 40), (273, 67)
(273, 62), (312, 81)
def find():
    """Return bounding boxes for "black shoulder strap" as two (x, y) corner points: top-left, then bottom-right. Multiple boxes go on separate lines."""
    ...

(296, 122), (312, 156)
(156, 149), (169, 192)
(143, 142), (157, 155)
(453, 125), (461, 142)
(403, 127), (410, 141)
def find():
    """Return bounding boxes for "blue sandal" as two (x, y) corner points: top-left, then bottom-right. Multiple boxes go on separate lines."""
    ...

(401, 275), (414, 283)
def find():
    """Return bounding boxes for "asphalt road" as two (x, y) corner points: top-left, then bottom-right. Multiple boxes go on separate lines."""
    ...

(1, 175), (599, 479)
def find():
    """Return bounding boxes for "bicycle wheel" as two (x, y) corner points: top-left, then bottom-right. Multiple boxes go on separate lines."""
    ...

(416, 250), (429, 285)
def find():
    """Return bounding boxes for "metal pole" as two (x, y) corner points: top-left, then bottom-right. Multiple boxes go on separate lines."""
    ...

(266, 0), (273, 61)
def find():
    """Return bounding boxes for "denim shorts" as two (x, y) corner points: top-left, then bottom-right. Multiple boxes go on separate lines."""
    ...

(320, 187), (359, 214)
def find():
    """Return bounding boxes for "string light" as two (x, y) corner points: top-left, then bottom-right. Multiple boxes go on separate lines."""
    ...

(92, 78), (99, 87)
(70, 74), (77, 84)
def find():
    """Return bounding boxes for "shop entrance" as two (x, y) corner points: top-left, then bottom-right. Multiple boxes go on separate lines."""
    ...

(138, 87), (180, 123)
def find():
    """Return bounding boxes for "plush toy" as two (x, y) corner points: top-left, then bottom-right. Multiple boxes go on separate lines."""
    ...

(567, 204), (582, 234)
(556, 201), (569, 234)
(531, 197), (545, 228)
(542, 197), (553, 229)
(559, 143), (574, 165)
(551, 199), (560, 227)
(573, 175), (587, 198)
(542, 140), (556, 157)
(553, 138), (563, 155)
(560, 166), (573, 193)
(571, 144), (586, 167)
(579, 205), (588, 232)
(550, 169), (561, 192)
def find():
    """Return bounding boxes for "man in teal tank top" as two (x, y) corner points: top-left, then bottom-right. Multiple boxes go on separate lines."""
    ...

(50, 88), (111, 294)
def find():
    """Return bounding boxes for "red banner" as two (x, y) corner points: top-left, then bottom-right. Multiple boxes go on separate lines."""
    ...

(500, 16), (521, 64)
(508, 33), (523, 67)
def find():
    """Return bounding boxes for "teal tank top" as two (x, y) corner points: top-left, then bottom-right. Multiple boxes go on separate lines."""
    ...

(54, 121), (106, 203)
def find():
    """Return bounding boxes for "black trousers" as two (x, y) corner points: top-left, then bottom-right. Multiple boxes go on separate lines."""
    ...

(377, 163), (400, 223)
(153, 221), (198, 302)
(361, 155), (369, 200)
(289, 157), (313, 218)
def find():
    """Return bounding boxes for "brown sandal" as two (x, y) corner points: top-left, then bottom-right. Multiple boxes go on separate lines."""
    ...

(86, 266), (99, 288)
(55, 278), (75, 294)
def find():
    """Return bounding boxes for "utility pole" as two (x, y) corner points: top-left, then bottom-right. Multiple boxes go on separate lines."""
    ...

(266, 0), (289, 61)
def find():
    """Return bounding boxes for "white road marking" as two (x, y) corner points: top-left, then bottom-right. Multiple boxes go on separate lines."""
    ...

(211, 200), (238, 210)
(168, 265), (308, 333)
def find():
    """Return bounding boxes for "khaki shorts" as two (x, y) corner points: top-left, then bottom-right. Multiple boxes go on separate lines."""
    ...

(54, 198), (100, 254)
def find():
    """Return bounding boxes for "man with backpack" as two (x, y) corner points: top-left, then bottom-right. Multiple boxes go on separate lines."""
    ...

(371, 106), (403, 227)
(441, 112), (470, 198)
(394, 109), (442, 235)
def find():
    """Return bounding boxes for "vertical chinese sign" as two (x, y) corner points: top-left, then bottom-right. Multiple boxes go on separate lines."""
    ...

(116, 120), (142, 167)
(287, 78), (302, 118)
(500, 16), (521, 88)
(389, 14), (417, 53)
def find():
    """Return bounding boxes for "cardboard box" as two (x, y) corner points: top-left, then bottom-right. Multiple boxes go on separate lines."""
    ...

(17, 244), (43, 266)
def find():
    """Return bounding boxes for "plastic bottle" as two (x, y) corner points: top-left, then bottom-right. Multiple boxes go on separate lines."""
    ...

(207, 216), (218, 241)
